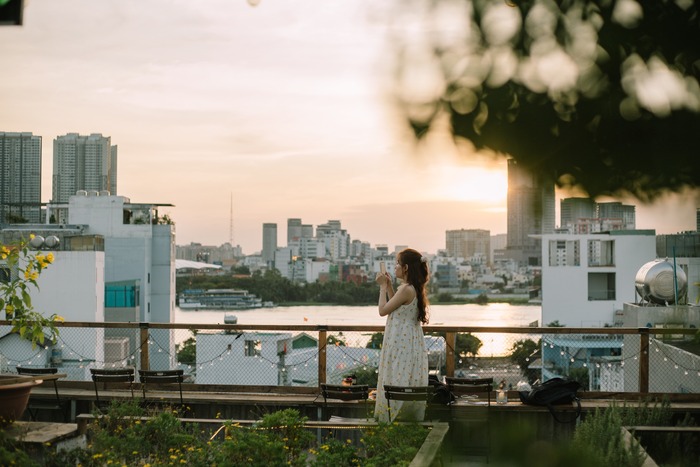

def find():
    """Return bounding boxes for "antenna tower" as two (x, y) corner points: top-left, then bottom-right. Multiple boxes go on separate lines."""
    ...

(229, 193), (234, 245)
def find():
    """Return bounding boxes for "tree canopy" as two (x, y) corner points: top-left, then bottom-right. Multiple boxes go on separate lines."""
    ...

(396, 0), (700, 200)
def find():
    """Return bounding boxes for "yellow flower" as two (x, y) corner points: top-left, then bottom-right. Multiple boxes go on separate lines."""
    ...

(54, 315), (65, 323)
(29, 234), (35, 240)
(35, 253), (44, 262)
(46, 252), (54, 263)
(93, 453), (103, 459)
(170, 455), (178, 460)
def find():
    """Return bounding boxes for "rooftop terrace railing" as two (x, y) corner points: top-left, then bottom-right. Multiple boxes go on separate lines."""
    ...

(1, 321), (698, 396)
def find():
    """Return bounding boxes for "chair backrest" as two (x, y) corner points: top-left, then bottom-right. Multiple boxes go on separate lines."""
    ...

(445, 377), (493, 405)
(90, 368), (135, 407)
(138, 369), (184, 404)
(91, 368), (135, 383)
(383, 385), (433, 402)
(320, 384), (369, 403)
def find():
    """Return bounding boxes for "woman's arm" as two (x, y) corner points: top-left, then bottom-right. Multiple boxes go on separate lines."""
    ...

(378, 283), (414, 317)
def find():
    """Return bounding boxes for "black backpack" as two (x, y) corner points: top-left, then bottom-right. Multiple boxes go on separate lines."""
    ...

(519, 377), (582, 423)
(428, 374), (455, 405)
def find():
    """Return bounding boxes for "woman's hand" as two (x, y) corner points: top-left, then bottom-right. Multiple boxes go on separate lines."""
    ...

(375, 272), (389, 287)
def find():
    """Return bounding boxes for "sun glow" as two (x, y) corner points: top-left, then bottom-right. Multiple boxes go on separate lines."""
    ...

(435, 166), (507, 203)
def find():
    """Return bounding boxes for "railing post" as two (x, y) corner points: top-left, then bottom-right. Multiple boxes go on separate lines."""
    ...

(140, 324), (150, 371)
(639, 328), (649, 393)
(318, 327), (327, 387)
(445, 331), (456, 377)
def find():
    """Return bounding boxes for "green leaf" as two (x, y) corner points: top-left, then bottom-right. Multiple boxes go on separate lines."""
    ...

(22, 290), (32, 307)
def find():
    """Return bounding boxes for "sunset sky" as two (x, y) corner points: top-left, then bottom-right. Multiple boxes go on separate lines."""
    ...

(1, 0), (697, 255)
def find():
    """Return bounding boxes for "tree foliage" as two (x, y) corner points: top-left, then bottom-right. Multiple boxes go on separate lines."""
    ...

(396, 0), (700, 200)
(176, 269), (377, 305)
(455, 332), (483, 358)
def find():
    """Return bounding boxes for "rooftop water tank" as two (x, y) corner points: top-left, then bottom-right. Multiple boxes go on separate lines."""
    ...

(635, 259), (687, 305)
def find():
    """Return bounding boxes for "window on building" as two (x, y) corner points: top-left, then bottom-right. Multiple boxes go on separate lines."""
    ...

(588, 272), (615, 300)
(244, 340), (261, 357)
(588, 240), (614, 267)
(548, 240), (580, 266)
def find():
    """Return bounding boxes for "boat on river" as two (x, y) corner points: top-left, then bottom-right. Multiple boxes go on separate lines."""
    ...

(179, 289), (263, 311)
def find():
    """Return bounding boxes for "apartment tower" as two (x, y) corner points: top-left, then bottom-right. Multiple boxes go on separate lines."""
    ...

(506, 159), (555, 266)
(262, 223), (277, 265)
(52, 133), (118, 203)
(0, 132), (42, 223)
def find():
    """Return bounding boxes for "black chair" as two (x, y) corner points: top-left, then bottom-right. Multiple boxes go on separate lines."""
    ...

(320, 384), (370, 420)
(445, 377), (493, 462)
(383, 385), (433, 422)
(138, 369), (185, 413)
(90, 368), (135, 413)
(16, 367), (70, 422)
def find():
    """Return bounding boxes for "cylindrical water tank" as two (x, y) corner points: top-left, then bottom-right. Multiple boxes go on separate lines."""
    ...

(635, 259), (687, 305)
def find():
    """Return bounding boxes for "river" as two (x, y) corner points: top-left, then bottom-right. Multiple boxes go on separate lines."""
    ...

(175, 303), (541, 356)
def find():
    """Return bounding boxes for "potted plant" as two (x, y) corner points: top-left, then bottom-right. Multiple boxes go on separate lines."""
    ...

(0, 235), (64, 425)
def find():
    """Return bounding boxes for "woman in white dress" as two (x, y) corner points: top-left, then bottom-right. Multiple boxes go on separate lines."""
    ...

(374, 248), (430, 423)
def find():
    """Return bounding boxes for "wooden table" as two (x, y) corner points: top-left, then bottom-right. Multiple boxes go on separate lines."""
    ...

(3, 373), (67, 384)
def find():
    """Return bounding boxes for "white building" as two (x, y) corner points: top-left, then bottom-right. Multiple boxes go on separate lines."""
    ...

(0, 226), (106, 380)
(196, 332), (294, 385)
(539, 230), (657, 327)
(63, 193), (176, 370)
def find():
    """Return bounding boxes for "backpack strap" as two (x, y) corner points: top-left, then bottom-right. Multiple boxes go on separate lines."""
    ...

(546, 397), (581, 424)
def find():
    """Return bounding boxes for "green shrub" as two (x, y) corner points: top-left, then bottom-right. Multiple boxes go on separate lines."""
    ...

(32, 402), (428, 466)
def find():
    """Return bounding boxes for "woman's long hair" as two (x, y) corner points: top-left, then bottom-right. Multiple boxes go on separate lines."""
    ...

(398, 248), (429, 324)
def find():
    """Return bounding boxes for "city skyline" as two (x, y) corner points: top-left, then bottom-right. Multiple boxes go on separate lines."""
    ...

(1, 1), (697, 255)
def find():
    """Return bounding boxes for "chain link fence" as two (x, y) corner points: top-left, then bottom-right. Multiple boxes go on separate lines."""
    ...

(1, 322), (698, 394)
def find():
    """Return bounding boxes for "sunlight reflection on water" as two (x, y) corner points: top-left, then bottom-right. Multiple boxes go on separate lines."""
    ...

(176, 303), (541, 356)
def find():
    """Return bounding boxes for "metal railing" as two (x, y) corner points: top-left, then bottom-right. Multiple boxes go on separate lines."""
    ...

(1, 321), (698, 395)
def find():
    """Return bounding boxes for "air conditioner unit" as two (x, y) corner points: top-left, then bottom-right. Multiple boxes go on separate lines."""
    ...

(105, 337), (130, 364)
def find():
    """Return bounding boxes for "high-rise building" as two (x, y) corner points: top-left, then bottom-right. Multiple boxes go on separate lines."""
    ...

(597, 202), (635, 230)
(445, 229), (491, 263)
(316, 220), (349, 260)
(287, 218), (302, 245)
(560, 197), (596, 229)
(560, 197), (636, 233)
(262, 223), (277, 264)
(0, 132), (42, 223)
(52, 133), (118, 204)
(505, 159), (555, 266)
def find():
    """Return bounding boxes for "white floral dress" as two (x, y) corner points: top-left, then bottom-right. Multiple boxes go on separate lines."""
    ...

(374, 292), (429, 423)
